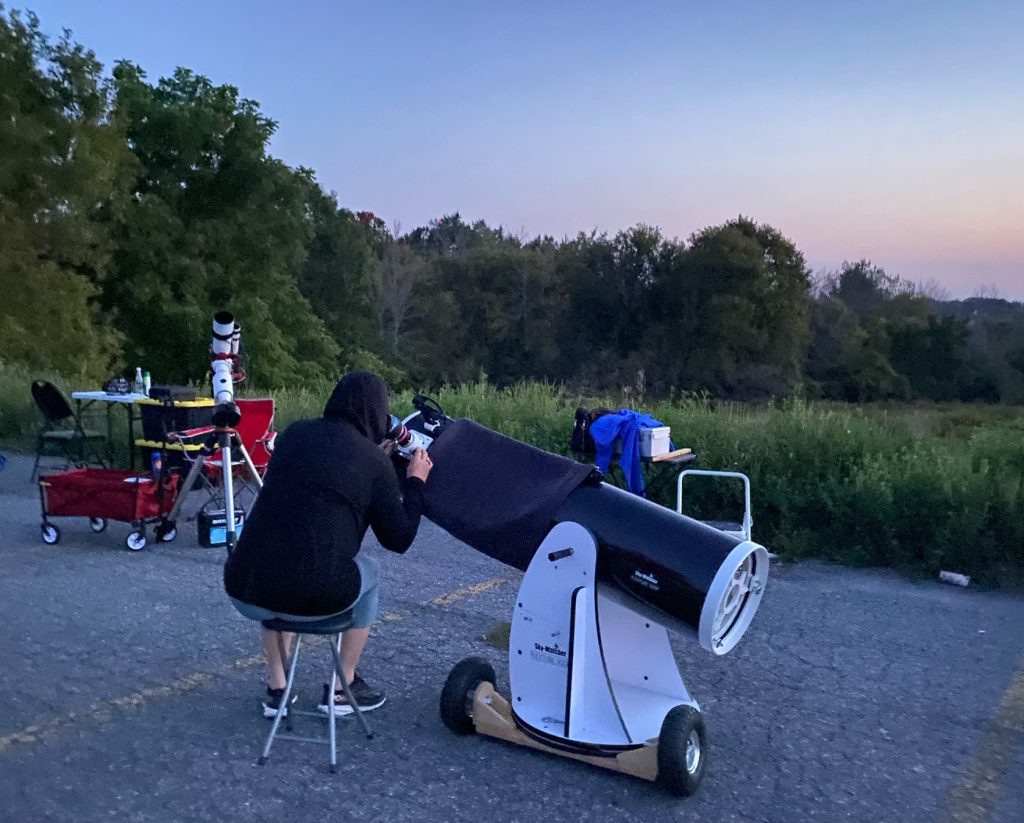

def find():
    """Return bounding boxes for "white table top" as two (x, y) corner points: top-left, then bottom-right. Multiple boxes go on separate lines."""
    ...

(71, 391), (149, 404)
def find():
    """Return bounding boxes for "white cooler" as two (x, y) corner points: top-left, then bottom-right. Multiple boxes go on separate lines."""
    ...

(639, 426), (671, 458)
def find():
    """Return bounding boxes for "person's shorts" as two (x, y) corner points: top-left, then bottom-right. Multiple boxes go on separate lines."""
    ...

(230, 554), (380, 629)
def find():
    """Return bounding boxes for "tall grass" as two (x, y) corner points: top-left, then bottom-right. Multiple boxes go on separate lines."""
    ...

(274, 380), (1024, 584)
(5, 363), (1022, 586)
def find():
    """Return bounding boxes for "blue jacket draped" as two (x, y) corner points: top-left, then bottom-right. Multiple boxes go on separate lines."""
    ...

(589, 409), (667, 496)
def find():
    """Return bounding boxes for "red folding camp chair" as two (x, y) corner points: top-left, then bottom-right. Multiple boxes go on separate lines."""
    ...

(193, 398), (276, 509)
(203, 398), (276, 476)
(156, 397), (275, 520)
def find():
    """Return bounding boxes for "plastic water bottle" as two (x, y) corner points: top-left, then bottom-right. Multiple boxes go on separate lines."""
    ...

(133, 367), (145, 395)
(143, 370), (151, 396)
(150, 449), (163, 478)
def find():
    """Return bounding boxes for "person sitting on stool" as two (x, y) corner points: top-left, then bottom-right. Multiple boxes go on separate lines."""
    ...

(224, 371), (433, 718)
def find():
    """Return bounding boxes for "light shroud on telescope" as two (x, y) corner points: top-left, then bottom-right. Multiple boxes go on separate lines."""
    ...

(418, 419), (768, 655)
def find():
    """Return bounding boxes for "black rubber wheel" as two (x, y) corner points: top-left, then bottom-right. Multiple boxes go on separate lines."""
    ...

(440, 657), (496, 735)
(89, 517), (107, 533)
(657, 705), (707, 797)
(41, 523), (60, 545)
(155, 522), (177, 543)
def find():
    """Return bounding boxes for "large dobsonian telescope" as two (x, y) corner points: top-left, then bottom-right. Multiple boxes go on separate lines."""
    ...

(398, 403), (770, 796)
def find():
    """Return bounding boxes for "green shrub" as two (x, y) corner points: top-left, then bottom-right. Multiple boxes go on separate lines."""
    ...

(3, 369), (1022, 586)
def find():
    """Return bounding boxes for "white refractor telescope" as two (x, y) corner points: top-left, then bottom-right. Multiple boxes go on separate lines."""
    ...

(409, 414), (769, 796)
(210, 311), (242, 428)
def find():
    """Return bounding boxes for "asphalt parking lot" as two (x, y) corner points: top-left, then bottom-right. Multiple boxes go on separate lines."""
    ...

(2, 453), (1022, 823)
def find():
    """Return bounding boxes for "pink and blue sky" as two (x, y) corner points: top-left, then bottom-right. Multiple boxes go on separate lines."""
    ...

(30, 0), (1024, 298)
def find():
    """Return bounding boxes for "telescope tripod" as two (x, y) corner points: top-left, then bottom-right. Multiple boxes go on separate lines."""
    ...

(160, 425), (263, 552)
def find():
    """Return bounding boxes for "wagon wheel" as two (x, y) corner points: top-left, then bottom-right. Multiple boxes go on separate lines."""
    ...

(155, 520), (177, 543)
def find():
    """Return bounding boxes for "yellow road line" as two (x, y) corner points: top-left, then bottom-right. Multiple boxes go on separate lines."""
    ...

(0, 659), (263, 751)
(944, 659), (1024, 823)
(379, 610), (408, 621)
(0, 577), (511, 754)
(431, 577), (509, 606)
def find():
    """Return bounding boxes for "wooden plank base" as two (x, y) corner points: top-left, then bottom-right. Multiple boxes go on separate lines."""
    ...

(471, 682), (659, 782)
(650, 447), (692, 462)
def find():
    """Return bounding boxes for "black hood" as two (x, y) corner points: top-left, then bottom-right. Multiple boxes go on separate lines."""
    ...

(323, 371), (390, 443)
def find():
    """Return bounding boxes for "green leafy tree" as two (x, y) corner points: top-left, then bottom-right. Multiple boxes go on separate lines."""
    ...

(406, 213), (499, 257)
(401, 236), (563, 385)
(889, 314), (980, 401)
(551, 226), (669, 390)
(0, 7), (126, 379)
(104, 63), (339, 386)
(649, 217), (811, 396)
(815, 260), (989, 401)
(822, 259), (917, 319)
(298, 185), (379, 352)
(552, 231), (619, 380)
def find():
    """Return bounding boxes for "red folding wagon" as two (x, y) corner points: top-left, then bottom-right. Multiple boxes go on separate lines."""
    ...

(38, 468), (180, 551)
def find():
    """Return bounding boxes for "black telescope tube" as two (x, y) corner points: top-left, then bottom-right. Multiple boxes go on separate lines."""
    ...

(553, 482), (742, 634)
(421, 418), (768, 651)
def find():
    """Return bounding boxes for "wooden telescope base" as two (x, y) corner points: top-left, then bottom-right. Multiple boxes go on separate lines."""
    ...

(470, 682), (659, 782)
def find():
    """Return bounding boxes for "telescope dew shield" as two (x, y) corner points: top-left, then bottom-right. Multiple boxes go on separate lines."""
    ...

(211, 311), (240, 428)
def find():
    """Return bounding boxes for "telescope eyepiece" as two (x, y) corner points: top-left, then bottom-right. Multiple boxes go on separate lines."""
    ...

(389, 423), (413, 448)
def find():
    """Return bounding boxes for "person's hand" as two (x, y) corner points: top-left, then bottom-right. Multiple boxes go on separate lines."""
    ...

(378, 439), (395, 458)
(407, 448), (433, 482)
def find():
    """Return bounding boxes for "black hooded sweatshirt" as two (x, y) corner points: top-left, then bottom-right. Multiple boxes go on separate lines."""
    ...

(223, 372), (425, 616)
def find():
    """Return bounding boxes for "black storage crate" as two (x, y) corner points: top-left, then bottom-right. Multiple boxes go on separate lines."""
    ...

(137, 435), (207, 473)
(139, 400), (213, 441)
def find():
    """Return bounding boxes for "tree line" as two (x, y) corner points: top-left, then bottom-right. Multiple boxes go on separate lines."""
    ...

(3, 8), (1023, 403)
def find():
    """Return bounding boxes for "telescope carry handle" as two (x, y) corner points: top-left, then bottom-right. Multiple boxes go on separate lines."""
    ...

(412, 394), (449, 426)
(675, 469), (753, 542)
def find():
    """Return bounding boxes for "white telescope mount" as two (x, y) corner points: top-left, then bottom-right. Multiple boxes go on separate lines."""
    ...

(441, 521), (710, 796)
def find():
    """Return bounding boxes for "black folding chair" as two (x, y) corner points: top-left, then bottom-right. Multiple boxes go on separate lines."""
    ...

(30, 381), (107, 481)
